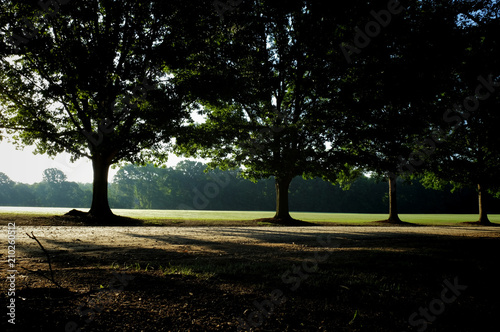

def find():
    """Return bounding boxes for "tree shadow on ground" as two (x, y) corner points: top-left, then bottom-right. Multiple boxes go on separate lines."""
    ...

(11, 232), (500, 332)
(253, 217), (318, 226)
(372, 219), (422, 226)
(461, 221), (500, 226)
(62, 209), (145, 226)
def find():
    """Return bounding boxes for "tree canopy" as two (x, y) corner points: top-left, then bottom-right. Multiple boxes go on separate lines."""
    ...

(337, 0), (469, 222)
(175, 0), (370, 221)
(420, 1), (500, 224)
(0, 0), (499, 224)
(0, 0), (196, 218)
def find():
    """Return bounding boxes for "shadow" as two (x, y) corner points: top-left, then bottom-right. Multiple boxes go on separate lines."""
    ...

(13, 219), (500, 331)
(125, 228), (329, 246)
(461, 221), (500, 227)
(253, 217), (319, 226)
(13, 229), (500, 332)
(61, 209), (145, 226)
(371, 220), (422, 226)
(15, 287), (77, 299)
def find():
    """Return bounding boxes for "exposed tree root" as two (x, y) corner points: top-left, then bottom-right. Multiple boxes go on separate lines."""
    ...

(462, 220), (499, 226)
(373, 219), (416, 226)
(64, 209), (143, 225)
(253, 217), (316, 226)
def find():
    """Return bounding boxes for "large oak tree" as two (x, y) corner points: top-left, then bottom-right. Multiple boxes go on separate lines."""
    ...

(174, 0), (362, 222)
(338, 0), (472, 223)
(0, 0), (195, 218)
(421, 0), (500, 224)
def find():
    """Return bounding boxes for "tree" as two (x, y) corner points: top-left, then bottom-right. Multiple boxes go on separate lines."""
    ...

(11, 183), (37, 206)
(0, 172), (13, 186)
(338, 0), (467, 223)
(175, 0), (360, 222)
(0, 0), (193, 218)
(421, 0), (500, 224)
(33, 168), (86, 207)
(43, 168), (67, 184)
(113, 163), (172, 209)
(0, 172), (15, 205)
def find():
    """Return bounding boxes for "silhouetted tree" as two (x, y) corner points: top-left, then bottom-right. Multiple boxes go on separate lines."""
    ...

(421, 0), (500, 224)
(42, 168), (67, 184)
(0, 172), (14, 204)
(0, 0), (194, 218)
(175, 0), (361, 222)
(338, 0), (466, 223)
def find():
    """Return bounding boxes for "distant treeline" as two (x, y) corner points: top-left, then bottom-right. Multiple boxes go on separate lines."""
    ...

(0, 161), (498, 213)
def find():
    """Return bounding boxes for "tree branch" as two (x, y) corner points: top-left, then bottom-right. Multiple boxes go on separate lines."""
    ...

(25, 231), (64, 289)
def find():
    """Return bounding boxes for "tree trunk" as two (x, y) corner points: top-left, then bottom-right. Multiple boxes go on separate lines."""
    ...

(387, 174), (402, 223)
(89, 156), (114, 218)
(477, 183), (490, 225)
(274, 177), (292, 221)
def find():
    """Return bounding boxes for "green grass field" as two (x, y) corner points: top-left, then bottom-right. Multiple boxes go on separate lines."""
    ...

(0, 206), (498, 225)
(132, 210), (499, 225)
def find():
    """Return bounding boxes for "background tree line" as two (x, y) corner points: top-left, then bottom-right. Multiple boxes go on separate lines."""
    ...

(1, 161), (498, 214)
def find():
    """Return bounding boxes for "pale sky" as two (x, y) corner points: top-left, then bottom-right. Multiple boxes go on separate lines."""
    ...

(0, 139), (187, 184)
(0, 112), (206, 184)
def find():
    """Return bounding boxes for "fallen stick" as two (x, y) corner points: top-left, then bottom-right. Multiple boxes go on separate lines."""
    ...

(26, 231), (63, 289)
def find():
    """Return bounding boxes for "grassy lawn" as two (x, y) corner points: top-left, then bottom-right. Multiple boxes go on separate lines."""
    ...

(0, 206), (498, 225)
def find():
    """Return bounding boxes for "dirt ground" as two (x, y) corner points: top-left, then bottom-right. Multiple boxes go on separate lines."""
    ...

(1, 216), (500, 331)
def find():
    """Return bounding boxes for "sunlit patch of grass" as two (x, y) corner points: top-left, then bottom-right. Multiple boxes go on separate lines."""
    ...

(111, 261), (214, 279)
(111, 261), (142, 271)
(141, 219), (186, 226)
(2, 206), (499, 226)
(152, 259), (282, 281)
(160, 263), (195, 275)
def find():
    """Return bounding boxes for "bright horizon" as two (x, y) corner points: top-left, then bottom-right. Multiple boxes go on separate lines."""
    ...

(0, 139), (190, 185)
(0, 111), (206, 184)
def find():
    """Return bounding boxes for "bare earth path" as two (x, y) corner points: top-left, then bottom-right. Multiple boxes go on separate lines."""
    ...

(2, 224), (500, 331)
(9, 225), (500, 259)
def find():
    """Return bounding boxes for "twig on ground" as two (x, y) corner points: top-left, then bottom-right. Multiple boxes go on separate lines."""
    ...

(26, 231), (64, 289)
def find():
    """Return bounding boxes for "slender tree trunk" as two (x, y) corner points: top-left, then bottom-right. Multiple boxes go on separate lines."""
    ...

(477, 183), (490, 225)
(89, 156), (114, 218)
(387, 174), (402, 223)
(274, 177), (292, 221)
